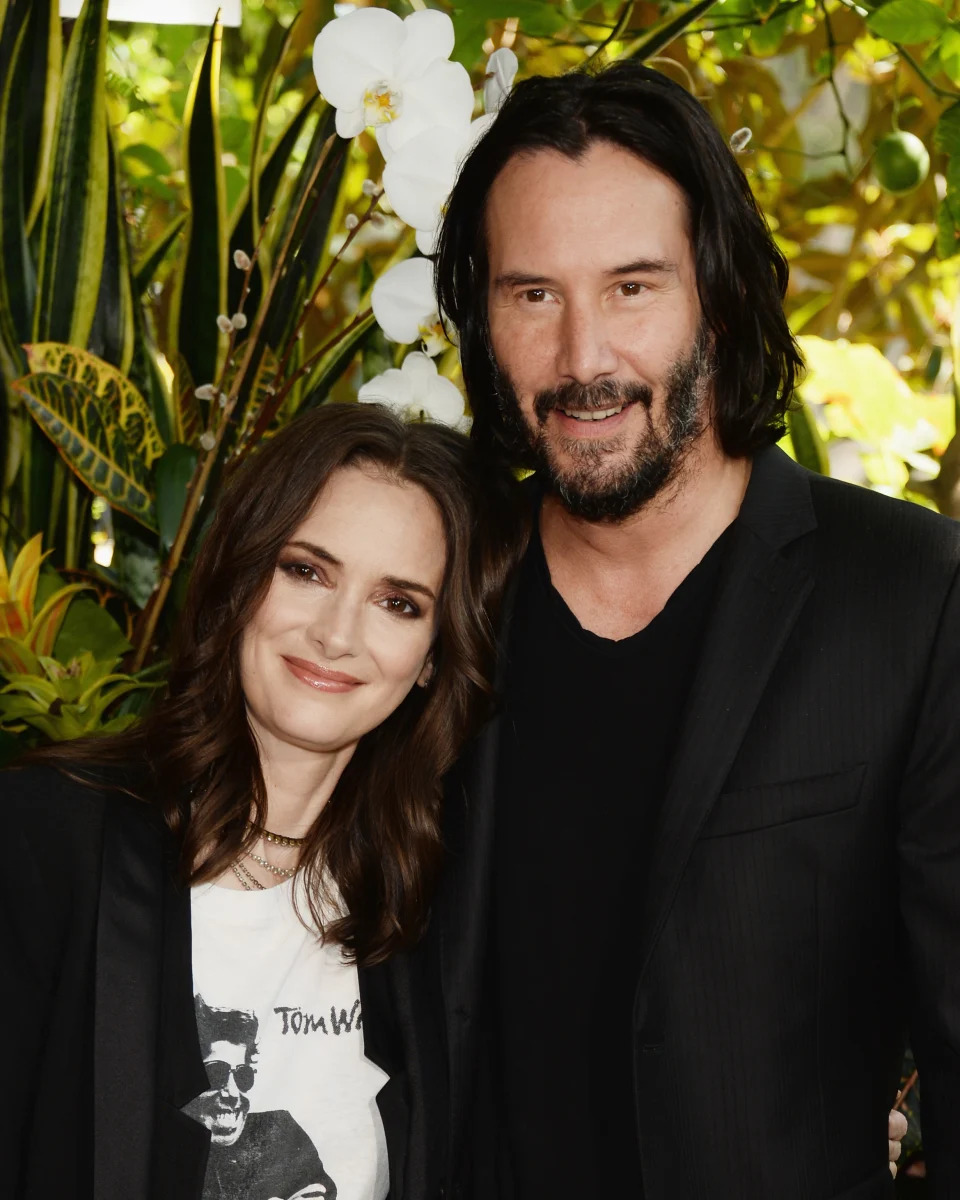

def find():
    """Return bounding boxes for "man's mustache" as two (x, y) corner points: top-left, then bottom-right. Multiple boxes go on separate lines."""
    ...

(532, 379), (653, 424)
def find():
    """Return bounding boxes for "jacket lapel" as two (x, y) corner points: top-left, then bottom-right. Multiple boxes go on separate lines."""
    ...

(637, 447), (818, 982)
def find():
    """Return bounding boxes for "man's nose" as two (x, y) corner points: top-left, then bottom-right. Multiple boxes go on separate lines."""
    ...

(557, 301), (618, 385)
(306, 590), (359, 659)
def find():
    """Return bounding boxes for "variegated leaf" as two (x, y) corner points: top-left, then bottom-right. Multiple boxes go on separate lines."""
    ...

(29, 583), (88, 656)
(11, 368), (158, 532)
(7, 532), (46, 619)
(24, 342), (165, 466)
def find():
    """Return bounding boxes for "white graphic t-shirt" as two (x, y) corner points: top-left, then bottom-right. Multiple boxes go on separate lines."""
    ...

(186, 878), (390, 1200)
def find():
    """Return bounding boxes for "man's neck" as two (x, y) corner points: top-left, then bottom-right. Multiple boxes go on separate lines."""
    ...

(539, 437), (751, 640)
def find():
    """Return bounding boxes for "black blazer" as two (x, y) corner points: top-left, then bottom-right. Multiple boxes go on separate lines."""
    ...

(3, 767), (447, 1200)
(434, 447), (960, 1200)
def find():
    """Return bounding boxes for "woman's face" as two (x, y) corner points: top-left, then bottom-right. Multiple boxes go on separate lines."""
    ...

(240, 464), (446, 761)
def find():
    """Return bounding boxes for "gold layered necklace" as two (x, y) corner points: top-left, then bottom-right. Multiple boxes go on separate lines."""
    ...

(230, 823), (302, 890)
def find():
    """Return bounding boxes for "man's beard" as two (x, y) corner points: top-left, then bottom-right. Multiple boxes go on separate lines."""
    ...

(492, 329), (714, 522)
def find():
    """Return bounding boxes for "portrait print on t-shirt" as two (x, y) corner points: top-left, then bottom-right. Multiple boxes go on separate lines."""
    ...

(184, 995), (338, 1200)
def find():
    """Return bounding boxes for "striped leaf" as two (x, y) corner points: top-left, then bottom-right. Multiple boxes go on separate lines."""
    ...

(620, 0), (719, 61)
(171, 17), (227, 391)
(133, 212), (187, 297)
(87, 131), (135, 375)
(23, 0), (62, 235)
(0, 2), (36, 362)
(12, 345), (162, 531)
(24, 344), (165, 467)
(32, 0), (109, 348)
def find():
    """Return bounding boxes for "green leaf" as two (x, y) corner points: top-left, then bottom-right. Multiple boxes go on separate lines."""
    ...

(54, 595), (131, 661)
(866, 0), (948, 43)
(32, 0), (109, 349)
(299, 310), (377, 409)
(87, 131), (135, 375)
(22, 0), (61, 235)
(155, 442), (198, 553)
(13, 344), (163, 531)
(170, 17), (227, 392)
(451, 1), (566, 66)
(0, 4), (36, 362)
(133, 212), (187, 297)
(787, 402), (830, 476)
(620, 0), (720, 62)
(935, 102), (960, 156)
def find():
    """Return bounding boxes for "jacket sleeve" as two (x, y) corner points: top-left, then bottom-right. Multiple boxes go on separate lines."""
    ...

(897, 559), (960, 1197)
(1, 768), (102, 1193)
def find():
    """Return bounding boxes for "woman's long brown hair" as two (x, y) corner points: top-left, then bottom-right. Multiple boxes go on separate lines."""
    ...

(25, 404), (527, 966)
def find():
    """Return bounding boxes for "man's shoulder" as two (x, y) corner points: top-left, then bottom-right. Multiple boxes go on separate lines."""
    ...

(801, 463), (960, 574)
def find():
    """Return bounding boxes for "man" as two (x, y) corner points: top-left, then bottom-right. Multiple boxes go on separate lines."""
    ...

(429, 62), (958, 1198)
(185, 996), (336, 1200)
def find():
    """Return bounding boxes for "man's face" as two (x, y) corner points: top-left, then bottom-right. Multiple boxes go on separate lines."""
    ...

(485, 140), (714, 520)
(189, 1039), (254, 1147)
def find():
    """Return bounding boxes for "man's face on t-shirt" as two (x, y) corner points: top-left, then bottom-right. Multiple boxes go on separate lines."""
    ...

(192, 1039), (254, 1146)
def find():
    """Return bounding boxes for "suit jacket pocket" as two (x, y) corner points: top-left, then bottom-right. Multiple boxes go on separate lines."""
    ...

(701, 763), (866, 838)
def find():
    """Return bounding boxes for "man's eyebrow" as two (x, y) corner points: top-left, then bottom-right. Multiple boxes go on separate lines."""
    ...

(286, 542), (436, 602)
(607, 257), (676, 276)
(492, 258), (676, 289)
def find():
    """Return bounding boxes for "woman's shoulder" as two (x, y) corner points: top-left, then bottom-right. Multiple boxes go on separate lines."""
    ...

(4, 761), (164, 852)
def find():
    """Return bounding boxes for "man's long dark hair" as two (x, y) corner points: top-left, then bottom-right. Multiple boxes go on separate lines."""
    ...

(434, 61), (803, 466)
(26, 405), (525, 966)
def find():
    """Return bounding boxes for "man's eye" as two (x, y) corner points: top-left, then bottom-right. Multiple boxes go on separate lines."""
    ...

(619, 281), (644, 296)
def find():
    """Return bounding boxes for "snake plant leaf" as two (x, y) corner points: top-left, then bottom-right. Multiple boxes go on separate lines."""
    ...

(787, 401), (830, 477)
(87, 131), (135, 375)
(0, 5), (37, 362)
(33, 0), (108, 349)
(133, 212), (187, 298)
(12, 345), (162, 532)
(228, 95), (320, 328)
(171, 16), (227, 391)
(299, 310), (377, 410)
(263, 105), (345, 352)
(22, 0), (62, 234)
(619, 0), (718, 61)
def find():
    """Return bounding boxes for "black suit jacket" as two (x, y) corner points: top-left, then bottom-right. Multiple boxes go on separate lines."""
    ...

(434, 446), (960, 1200)
(3, 767), (447, 1200)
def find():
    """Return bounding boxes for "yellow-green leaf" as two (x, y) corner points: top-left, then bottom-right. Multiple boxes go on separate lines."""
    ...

(24, 343), (165, 466)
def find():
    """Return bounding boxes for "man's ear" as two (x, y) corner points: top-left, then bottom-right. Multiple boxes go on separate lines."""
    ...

(416, 657), (434, 688)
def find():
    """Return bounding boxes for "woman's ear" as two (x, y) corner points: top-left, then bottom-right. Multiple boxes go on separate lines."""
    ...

(416, 657), (434, 688)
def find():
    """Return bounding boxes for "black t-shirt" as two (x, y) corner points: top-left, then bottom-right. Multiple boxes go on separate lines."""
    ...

(494, 518), (731, 1198)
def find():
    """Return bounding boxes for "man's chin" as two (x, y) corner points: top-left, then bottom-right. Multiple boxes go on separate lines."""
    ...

(209, 1110), (248, 1146)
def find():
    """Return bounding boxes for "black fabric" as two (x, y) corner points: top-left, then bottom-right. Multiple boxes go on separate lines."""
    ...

(494, 521), (729, 1197)
(2, 766), (445, 1200)
(435, 446), (960, 1200)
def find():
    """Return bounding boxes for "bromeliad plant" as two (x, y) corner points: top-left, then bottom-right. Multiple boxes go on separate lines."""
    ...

(0, 534), (155, 750)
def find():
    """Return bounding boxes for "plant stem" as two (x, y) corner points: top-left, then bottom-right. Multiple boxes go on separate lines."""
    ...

(64, 477), (78, 568)
(45, 461), (64, 553)
(244, 307), (373, 448)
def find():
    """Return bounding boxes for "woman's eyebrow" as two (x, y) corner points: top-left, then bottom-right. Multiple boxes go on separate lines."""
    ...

(287, 542), (436, 602)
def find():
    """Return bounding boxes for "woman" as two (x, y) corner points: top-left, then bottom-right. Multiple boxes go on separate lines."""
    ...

(3, 403), (524, 1200)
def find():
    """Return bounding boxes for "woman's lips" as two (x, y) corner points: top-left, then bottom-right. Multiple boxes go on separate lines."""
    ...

(282, 656), (363, 692)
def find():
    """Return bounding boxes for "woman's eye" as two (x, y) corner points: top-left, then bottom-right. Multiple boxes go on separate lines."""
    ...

(522, 288), (549, 303)
(281, 561), (322, 583)
(380, 594), (419, 618)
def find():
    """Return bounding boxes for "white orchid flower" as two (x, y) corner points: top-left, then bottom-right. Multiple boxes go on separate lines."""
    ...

(483, 47), (518, 114)
(312, 7), (475, 160)
(383, 113), (495, 255)
(371, 257), (448, 356)
(358, 351), (464, 427)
